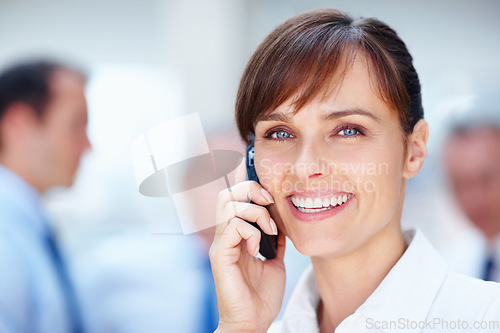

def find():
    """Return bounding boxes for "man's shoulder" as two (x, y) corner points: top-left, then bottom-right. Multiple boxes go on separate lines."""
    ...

(0, 213), (33, 302)
(0, 187), (45, 239)
(0, 202), (36, 242)
(0, 211), (34, 269)
(0, 199), (46, 273)
(0, 191), (28, 227)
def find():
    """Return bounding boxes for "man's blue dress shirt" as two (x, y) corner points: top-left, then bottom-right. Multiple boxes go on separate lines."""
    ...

(0, 164), (78, 332)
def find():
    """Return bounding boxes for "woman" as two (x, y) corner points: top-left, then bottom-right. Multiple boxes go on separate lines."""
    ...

(209, 9), (500, 332)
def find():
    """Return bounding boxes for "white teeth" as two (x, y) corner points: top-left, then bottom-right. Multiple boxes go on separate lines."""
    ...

(313, 197), (323, 208)
(297, 207), (330, 213)
(304, 197), (314, 209)
(291, 193), (353, 212)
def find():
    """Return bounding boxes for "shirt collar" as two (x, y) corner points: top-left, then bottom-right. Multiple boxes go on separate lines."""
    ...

(280, 229), (448, 332)
(280, 264), (320, 332)
(0, 164), (49, 235)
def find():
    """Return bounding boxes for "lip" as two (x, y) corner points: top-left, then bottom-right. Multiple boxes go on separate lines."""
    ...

(287, 193), (354, 222)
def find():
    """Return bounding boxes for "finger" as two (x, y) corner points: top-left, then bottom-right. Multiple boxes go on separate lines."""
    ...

(215, 181), (274, 232)
(211, 217), (261, 263)
(214, 217), (230, 241)
(217, 181), (274, 211)
(221, 201), (276, 236)
(229, 218), (261, 257)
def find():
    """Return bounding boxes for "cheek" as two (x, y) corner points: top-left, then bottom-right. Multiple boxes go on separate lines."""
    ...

(492, 182), (500, 207)
(255, 151), (293, 235)
(455, 187), (478, 213)
(267, 203), (288, 235)
(255, 151), (292, 194)
(44, 128), (82, 166)
(346, 140), (405, 219)
(334, 140), (403, 188)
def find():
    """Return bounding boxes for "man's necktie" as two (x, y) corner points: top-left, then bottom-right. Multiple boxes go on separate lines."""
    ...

(482, 255), (495, 282)
(44, 227), (85, 333)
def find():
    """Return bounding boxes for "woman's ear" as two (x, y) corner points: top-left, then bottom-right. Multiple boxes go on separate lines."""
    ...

(403, 119), (429, 179)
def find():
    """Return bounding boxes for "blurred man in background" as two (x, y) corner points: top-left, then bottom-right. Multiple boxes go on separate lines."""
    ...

(443, 107), (500, 282)
(0, 60), (91, 332)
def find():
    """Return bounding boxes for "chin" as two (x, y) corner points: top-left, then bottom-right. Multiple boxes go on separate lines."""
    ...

(288, 230), (351, 258)
(58, 175), (76, 188)
(272, 208), (354, 258)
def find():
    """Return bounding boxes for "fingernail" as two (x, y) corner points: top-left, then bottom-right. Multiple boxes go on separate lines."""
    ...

(261, 188), (274, 203)
(270, 218), (278, 235)
(254, 245), (260, 257)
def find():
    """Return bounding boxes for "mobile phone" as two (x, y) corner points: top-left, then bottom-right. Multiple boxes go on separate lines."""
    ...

(246, 135), (278, 260)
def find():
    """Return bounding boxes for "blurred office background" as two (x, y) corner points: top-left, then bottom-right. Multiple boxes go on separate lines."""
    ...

(1, 0), (499, 332)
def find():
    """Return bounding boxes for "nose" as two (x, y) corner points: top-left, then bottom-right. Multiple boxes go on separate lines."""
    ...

(291, 139), (328, 180)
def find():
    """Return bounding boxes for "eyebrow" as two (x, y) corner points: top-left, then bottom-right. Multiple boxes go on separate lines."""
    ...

(257, 108), (381, 123)
(323, 108), (381, 122)
(257, 113), (290, 122)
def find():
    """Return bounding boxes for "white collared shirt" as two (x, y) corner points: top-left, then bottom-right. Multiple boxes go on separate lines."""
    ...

(270, 229), (500, 332)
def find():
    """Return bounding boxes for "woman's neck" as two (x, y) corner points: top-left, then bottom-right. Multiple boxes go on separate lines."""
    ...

(312, 221), (407, 332)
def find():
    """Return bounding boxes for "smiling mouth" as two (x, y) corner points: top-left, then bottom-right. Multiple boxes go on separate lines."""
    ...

(290, 193), (353, 213)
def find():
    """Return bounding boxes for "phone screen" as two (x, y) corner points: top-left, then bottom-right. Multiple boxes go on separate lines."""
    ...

(246, 139), (278, 259)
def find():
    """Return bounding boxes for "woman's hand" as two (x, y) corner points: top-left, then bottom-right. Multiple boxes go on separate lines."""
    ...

(209, 181), (286, 333)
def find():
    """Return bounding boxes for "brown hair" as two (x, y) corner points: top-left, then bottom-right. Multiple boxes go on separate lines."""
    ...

(235, 9), (423, 144)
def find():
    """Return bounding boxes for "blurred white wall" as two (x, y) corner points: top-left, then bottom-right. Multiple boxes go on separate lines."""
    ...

(0, 0), (166, 63)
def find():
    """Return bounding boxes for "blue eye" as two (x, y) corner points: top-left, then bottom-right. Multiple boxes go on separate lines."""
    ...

(272, 130), (292, 140)
(265, 129), (294, 141)
(339, 128), (359, 136)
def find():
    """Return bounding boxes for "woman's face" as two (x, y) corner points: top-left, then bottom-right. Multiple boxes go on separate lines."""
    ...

(253, 55), (410, 258)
